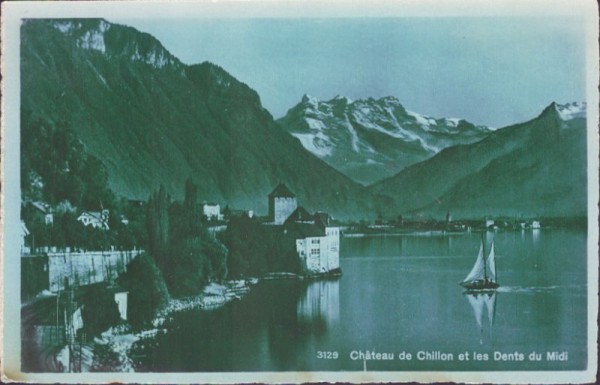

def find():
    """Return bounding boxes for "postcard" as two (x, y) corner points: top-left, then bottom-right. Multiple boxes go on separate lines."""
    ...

(1, 0), (598, 383)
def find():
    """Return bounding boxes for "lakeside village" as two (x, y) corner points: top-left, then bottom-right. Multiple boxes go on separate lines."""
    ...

(20, 180), (565, 372)
(20, 182), (342, 372)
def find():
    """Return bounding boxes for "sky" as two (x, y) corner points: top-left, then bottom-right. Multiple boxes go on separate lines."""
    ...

(114, 17), (587, 128)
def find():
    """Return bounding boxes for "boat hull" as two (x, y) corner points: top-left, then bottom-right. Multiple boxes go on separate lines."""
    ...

(460, 279), (499, 291)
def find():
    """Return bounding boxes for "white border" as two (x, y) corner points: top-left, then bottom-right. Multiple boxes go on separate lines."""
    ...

(1, 1), (598, 383)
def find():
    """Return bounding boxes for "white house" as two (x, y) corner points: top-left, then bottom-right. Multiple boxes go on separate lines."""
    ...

(202, 202), (224, 221)
(283, 207), (340, 274)
(77, 209), (109, 230)
(294, 226), (340, 273)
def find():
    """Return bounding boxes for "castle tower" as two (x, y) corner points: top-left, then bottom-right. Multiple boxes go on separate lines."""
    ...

(268, 183), (297, 224)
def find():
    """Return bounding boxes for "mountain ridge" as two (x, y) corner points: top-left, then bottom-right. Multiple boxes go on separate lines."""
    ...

(21, 18), (587, 220)
(21, 18), (387, 220)
(277, 93), (492, 184)
(369, 101), (587, 218)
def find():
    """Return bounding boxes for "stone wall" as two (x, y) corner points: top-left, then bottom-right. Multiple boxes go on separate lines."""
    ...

(45, 250), (142, 292)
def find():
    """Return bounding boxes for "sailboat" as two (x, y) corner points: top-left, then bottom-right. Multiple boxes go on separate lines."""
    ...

(460, 236), (499, 291)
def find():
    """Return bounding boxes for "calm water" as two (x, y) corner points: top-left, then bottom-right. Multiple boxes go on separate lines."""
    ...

(135, 229), (587, 371)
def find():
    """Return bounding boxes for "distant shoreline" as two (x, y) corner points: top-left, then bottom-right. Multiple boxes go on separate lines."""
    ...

(341, 216), (587, 237)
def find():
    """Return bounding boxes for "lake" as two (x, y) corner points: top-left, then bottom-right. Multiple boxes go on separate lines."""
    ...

(134, 229), (588, 371)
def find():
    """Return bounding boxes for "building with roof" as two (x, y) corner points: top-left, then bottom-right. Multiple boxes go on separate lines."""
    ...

(289, 212), (340, 274)
(284, 206), (313, 224)
(268, 183), (298, 225)
(202, 202), (224, 221)
(77, 209), (109, 230)
(266, 184), (340, 274)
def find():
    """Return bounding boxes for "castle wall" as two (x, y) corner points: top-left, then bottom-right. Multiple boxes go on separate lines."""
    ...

(296, 231), (339, 274)
(325, 227), (340, 270)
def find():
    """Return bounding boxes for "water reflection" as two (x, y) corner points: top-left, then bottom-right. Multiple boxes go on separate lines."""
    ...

(532, 229), (540, 245)
(267, 278), (340, 369)
(296, 279), (340, 330)
(464, 292), (497, 344)
(446, 236), (453, 255)
(133, 230), (586, 371)
(397, 237), (404, 256)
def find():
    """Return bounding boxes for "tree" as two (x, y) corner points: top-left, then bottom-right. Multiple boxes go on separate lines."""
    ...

(146, 185), (170, 270)
(117, 253), (170, 329)
(220, 213), (300, 278)
(220, 215), (269, 277)
(169, 236), (211, 297)
(184, 177), (197, 210)
(81, 285), (122, 336)
(167, 233), (228, 297)
(204, 235), (228, 281)
(170, 178), (203, 241)
(61, 212), (85, 250)
(145, 180), (229, 297)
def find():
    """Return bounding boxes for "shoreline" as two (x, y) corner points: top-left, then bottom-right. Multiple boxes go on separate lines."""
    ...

(342, 226), (579, 238)
(91, 270), (343, 371)
(50, 268), (344, 372)
(263, 268), (343, 280)
(343, 230), (458, 238)
(55, 278), (260, 372)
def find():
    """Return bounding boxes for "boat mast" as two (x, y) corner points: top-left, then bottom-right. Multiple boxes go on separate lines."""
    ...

(482, 231), (487, 281)
(490, 241), (496, 283)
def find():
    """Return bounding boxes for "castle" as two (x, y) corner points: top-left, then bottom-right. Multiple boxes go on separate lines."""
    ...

(267, 183), (340, 274)
(268, 183), (297, 225)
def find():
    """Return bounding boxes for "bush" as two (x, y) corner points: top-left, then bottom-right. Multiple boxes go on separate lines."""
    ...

(81, 285), (122, 336)
(168, 234), (228, 297)
(117, 253), (170, 329)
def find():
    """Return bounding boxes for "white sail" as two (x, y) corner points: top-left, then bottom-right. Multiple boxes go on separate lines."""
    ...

(463, 242), (485, 283)
(487, 242), (496, 282)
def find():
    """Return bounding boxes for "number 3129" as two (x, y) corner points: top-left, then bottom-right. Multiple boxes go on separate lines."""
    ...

(317, 351), (339, 359)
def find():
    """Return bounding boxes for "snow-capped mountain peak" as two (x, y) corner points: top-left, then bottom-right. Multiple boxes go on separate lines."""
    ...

(278, 95), (492, 184)
(555, 102), (587, 121)
(301, 94), (320, 106)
